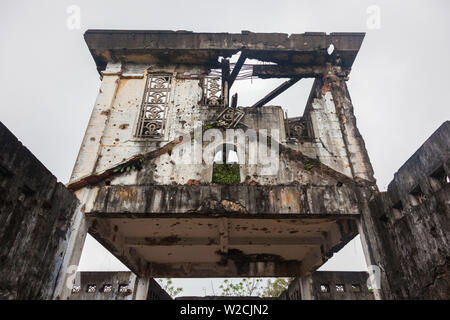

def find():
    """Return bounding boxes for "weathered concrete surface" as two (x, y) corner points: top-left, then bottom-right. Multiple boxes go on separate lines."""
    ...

(360, 121), (450, 299)
(0, 122), (83, 300)
(83, 183), (368, 277)
(87, 214), (359, 278)
(69, 271), (171, 300)
(89, 185), (367, 215)
(279, 271), (374, 300)
(84, 30), (364, 72)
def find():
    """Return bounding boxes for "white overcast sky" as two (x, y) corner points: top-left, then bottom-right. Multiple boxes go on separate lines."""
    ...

(1, 0), (449, 297)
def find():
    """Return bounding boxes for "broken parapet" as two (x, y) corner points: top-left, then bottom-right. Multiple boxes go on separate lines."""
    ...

(359, 121), (450, 299)
(279, 271), (374, 300)
(69, 271), (172, 300)
(0, 121), (84, 300)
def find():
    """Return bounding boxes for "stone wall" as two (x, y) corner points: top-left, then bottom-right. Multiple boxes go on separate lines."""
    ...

(0, 121), (83, 299)
(279, 271), (374, 300)
(360, 121), (449, 299)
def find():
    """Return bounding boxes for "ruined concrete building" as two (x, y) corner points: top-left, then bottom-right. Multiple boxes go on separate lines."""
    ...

(67, 30), (375, 282)
(0, 30), (448, 300)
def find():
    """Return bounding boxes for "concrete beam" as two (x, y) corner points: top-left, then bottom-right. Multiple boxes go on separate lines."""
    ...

(123, 236), (324, 247)
(143, 260), (303, 278)
(228, 52), (247, 88)
(84, 30), (365, 71)
(251, 78), (300, 107)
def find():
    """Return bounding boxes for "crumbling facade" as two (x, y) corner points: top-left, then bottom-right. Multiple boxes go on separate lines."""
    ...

(67, 30), (377, 281)
(360, 121), (449, 299)
(1, 29), (447, 300)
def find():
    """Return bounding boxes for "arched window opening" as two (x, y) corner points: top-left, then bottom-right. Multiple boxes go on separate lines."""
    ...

(212, 145), (240, 184)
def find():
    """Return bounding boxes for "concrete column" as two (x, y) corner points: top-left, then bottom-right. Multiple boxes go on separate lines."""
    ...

(70, 62), (122, 182)
(328, 76), (376, 183)
(299, 276), (314, 300)
(132, 276), (150, 300)
(52, 188), (90, 299)
(305, 78), (353, 177)
(357, 199), (396, 300)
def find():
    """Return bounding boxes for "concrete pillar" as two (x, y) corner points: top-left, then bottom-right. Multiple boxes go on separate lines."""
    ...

(357, 219), (384, 300)
(132, 276), (150, 300)
(327, 76), (376, 183)
(52, 188), (90, 299)
(306, 78), (353, 178)
(70, 62), (122, 182)
(299, 276), (314, 300)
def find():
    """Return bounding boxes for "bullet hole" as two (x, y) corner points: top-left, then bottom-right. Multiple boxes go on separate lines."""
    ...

(90, 137), (96, 141)
(119, 124), (129, 130)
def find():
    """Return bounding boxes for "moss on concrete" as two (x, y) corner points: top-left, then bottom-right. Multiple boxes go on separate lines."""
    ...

(212, 163), (240, 184)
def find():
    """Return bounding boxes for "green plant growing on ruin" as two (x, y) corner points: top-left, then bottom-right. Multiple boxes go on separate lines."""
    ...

(212, 163), (240, 184)
(156, 278), (183, 298)
(304, 163), (314, 171)
(113, 157), (145, 174)
(219, 278), (264, 296)
(260, 278), (292, 297)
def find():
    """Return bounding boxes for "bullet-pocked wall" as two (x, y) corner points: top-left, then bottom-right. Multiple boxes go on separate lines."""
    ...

(70, 63), (374, 187)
